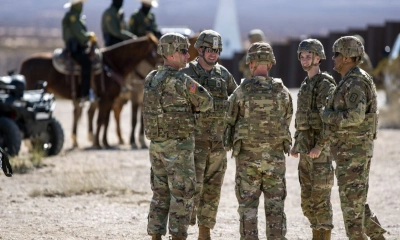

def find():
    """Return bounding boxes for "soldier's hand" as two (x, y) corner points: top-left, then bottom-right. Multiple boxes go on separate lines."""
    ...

(307, 147), (322, 159)
(290, 147), (298, 158)
(283, 140), (291, 157)
(0, 147), (13, 177)
(88, 32), (97, 43)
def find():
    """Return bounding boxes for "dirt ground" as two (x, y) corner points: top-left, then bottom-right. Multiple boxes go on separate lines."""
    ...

(0, 90), (399, 240)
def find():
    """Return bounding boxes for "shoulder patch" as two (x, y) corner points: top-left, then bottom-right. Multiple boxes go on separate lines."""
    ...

(105, 15), (111, 22)
(189, 82), (197, 93)
(349, 93), (358, 103)
(70, 15), (76, 22)
(144, 17), (149, 23)
(129, 18), (134, 25)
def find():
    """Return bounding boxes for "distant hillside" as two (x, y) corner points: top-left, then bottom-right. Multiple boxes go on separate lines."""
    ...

(1, 0), (400, 43)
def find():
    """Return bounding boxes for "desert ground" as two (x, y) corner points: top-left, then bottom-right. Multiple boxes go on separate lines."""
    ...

(0, 89), (399, 240)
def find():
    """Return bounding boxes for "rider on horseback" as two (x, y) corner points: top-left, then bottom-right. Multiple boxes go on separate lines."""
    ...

(62, 0), (96, 102)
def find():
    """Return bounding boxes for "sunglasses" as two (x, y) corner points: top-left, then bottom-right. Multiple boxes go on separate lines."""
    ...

(179, 49), (189, 55)
(204, 47), (220, 54)
(333, 52), (341, 58)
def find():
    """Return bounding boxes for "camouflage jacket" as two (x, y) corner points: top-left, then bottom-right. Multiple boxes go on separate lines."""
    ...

(101, 5), (135, 47)
(224, 76), (293, 150)
(293, 72), (336, 153)
(143, 65), (213, 144)
(62, 8), (90, 47)
(321, 67), (378, 142)
(128, 9), (161, 38)
(180, 58), (238, 141)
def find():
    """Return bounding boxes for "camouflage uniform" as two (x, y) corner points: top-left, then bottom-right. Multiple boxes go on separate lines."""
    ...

(292, 39), (336, 238)
(101, 1), (135, 47)
(128, 0), (161, 38)
(180, 30), (238, 230)
(321, 36), (386, 240)
(143, 33), (213, 239)
(224, 42), (293, 240)
(239, 29), (266, 80)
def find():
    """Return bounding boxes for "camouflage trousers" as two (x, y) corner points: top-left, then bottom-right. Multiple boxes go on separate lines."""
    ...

(298, 149), (334, 230)
(331, 139), (386, 240)
(191, 140), (227, 228)
(147, 142), (196, 239)
(234, 142), (287, 240)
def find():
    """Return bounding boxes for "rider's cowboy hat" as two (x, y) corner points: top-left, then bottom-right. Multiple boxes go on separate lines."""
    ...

(63, 0), (88, 9)
(139, 0), (159, 8)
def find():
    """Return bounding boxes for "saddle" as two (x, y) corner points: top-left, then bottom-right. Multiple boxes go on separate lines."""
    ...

(52, 48), (103, 76)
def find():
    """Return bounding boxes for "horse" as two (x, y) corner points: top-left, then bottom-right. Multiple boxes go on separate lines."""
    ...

(19, 33), (159, 149)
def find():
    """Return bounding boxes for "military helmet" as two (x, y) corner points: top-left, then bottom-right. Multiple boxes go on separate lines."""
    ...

(332, 36), (364, 58)
(297, 38), (326, 60)
(248, 29), (265, 43)
(194, 30), (223, 51)
(157, 33), (190, 56)
(246, 42), (276, 65)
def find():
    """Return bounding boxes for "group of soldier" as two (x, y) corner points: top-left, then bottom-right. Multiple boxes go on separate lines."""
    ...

(62, 0), (160, 101)
(60, 0), (387, 239)
(142, 30), (387, 240)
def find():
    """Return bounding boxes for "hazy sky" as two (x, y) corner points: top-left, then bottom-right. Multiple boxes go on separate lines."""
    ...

(0, 0), (399, 42)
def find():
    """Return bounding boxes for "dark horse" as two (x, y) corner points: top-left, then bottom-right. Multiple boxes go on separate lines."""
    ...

(19, 34), (159, 148)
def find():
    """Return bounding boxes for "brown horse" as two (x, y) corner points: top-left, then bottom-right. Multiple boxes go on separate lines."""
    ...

(19, 34), (159, 148)
(188, 33), (200, 61)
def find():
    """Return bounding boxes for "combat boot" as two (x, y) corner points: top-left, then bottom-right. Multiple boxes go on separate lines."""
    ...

(312, 229), (331, 240)
(321, 229), (331, 240)
(169, 235), (186, 240)
(151, 234), (162, 240)
(198, 225), (211, 240)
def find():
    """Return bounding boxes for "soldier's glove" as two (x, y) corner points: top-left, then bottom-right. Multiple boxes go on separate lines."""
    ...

(223, 126), (233, 151)
(0, 147), (13, 177)
(88, 32), (97, 43)
(283, 140), (291, 157)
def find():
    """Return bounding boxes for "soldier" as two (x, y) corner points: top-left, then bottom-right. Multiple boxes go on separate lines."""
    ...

(321, 36), (387, 240)
(180, 29), (238, 240)
(238, 29), (266, 80)
(143, 33), (213, 240)
(101, 0), (136, 47)
(290, 39), (336, 240)
(62, 0), (97, 101)
(223, 42), (293, 240)
(129, 0), (161, 39)
(354, 35), (374, 75)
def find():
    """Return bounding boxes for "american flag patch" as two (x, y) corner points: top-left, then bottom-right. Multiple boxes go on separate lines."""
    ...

(189, 83), (197, 93)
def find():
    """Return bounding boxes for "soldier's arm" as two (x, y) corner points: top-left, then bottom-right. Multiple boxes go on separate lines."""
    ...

(322, 78), (367, 128)
(149, 14), (161, 38)
(314, 79), (336, 150)
(183, 75), (213, 112)
(226, 72), (238, 95)
(69, 16), (90, 46)
(104, 11), (135, 40)
(128, 15), (137, 35)
(283, 90), (293, 149)
(223, 91), (240, 150)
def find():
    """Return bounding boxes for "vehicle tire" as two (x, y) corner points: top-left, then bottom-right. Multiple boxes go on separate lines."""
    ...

(0, 117), (22, 156)
(31, 118), (64, 156)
